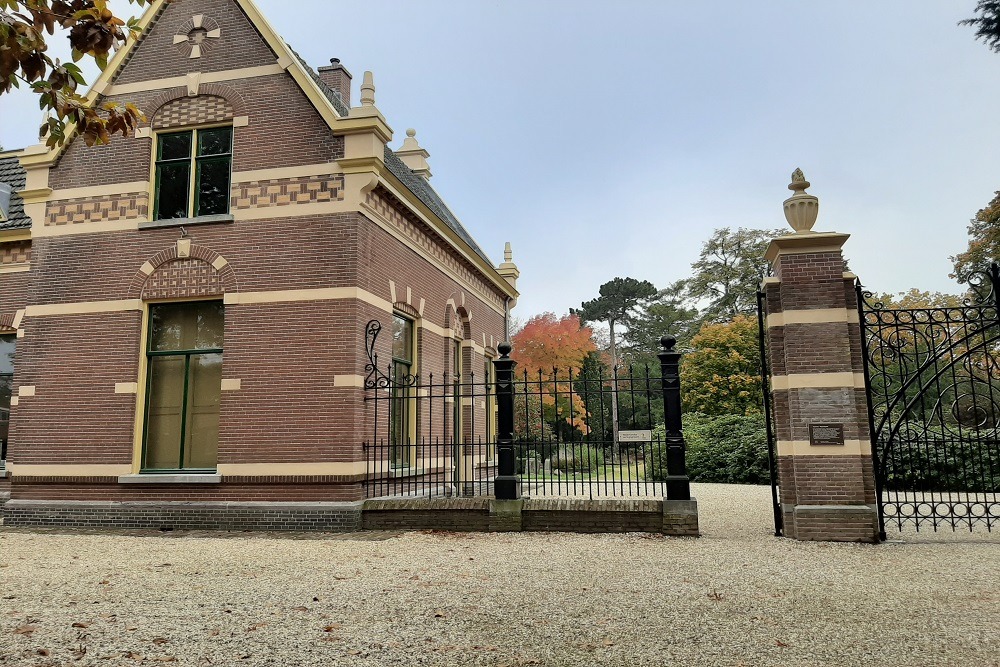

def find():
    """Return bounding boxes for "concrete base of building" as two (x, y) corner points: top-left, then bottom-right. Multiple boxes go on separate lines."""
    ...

(1, 500), (364, 532)
(789, 504), (879, 543)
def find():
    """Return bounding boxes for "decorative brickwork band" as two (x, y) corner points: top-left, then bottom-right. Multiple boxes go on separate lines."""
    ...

(0, 240), (30, 266)
(232, 174), (344, 209)
(365, 188), (505, 310)
(128, 243), (238, 300)
(153, 95), (233, 130)
(45, 193), (149, 226)
(146, 83), (248, 126)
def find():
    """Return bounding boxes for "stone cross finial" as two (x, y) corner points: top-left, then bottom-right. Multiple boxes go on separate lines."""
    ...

(360, 71), (376, 106)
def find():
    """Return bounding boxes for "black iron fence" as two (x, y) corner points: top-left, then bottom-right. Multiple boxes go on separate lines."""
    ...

(362, 321), (691, 501)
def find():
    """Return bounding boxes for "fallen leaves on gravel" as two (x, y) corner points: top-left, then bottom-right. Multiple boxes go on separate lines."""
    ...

(13, 624), (37, 636)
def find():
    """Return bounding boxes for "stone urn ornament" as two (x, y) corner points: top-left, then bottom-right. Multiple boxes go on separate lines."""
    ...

(783, 168), (819, 233)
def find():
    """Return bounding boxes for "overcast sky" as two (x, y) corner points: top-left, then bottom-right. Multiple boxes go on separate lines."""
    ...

(1, 1), (996, 320)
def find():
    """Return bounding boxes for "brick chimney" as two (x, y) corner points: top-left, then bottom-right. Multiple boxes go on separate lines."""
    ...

(316, 58), (353, 107)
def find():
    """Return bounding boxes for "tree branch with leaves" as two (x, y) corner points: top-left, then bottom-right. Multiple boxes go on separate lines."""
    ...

(0, 0), (151, 147)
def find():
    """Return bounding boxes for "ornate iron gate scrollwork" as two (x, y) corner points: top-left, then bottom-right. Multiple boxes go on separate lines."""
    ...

(857, 265), (1000, 532)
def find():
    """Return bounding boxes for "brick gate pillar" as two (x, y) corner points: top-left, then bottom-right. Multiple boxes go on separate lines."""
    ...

(762, 170), (878, 543)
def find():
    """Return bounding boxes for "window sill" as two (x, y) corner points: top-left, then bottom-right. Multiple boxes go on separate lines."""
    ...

(139, 214), (234, 231)
(118, 473), (221, 485)
(389, 466), (426, 478)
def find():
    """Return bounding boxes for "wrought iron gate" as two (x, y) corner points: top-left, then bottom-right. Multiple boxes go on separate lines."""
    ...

(857, 266), (1000, 533)
(756, 290), (783, 537)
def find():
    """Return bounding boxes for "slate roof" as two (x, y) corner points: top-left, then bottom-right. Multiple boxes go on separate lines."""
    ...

(0, 155), (31, 230)
(291, 49), (493, 265)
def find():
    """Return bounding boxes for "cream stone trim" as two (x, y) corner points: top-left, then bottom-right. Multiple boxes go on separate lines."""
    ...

(776, 439), (872, 456)
(136, 127), (152, 138)
(224, 288), (391, 312)
(211, 256), (228, 270)
(17, 386), (35, 397)
(461, 397), (474, 407)
(106, 63), (285, 96)
(418, 298), (426, 317)
(333, 375), (366, 388)
(233, 200), (352, 222)
(233, 116), (250, 128)
(231, 163), (341, 183)
(32, 220), (141, 238)
(26, 299), (142, 317)
(0, 229), (31, 242)
(0, 265), (30, 275)
(16, 329), (24, 339)
(12, 309), (24, 329)
(462, 339), (486, 355)
(419, 320), (451, 339)
(771, 373), (865, 390)
(217, 462), (366, 476)
(764, 232), (850, 263)
(48, 181), (150, 201)
(767, 308), (859, 328)
(115, 382), (138, 394)
(140, 262), (155, 276)
(221, 379), (242, 391)
(177, 238), (191, 258)
(8, 464), (133, 477)
(9, 396), (18, 407)
(388, 280), (397, 304)
(360, 201), (506, 317)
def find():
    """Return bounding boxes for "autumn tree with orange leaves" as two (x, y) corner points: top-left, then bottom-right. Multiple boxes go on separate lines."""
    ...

(511, 313), (597, 441)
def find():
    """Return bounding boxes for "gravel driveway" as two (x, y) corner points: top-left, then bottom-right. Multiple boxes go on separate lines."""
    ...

(1, 483), (998, 666)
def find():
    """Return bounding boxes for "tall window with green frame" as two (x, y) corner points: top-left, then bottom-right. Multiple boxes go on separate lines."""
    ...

(390, 315), (414, 466)
(154, 127), (232, 220)
(452, 339), (462, 446)
(142, 301), (224, 472)
(0, 335), (14, 469)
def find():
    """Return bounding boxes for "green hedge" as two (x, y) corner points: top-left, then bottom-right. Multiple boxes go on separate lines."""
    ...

(648, 413), (771, 484)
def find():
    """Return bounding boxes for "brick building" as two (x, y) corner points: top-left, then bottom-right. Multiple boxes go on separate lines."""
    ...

(0, 0), (519, 529)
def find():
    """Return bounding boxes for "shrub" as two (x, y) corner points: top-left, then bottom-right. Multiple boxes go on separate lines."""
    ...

(648, 413), (770, 484)
(550, 443), (605, 473)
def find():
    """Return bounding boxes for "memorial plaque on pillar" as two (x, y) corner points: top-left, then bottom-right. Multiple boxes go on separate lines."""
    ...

(809, 423), (845, 447)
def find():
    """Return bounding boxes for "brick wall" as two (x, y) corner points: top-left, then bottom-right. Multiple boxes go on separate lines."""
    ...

(114, 0), (277, 85)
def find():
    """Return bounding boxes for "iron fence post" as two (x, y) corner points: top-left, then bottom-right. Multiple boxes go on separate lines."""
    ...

(493, 342), (520, 500)
(658, 335), (691, 501)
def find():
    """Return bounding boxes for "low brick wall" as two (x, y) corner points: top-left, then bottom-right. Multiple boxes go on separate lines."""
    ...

(362, 498), (490, 531)
(363, 497), (700, 536)
(0, 496), (700, 536)
(2, 500), (363, 532)
(522, 498), (663, 533)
